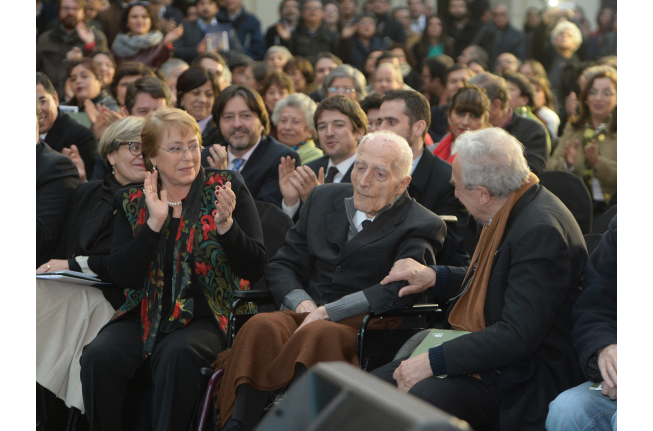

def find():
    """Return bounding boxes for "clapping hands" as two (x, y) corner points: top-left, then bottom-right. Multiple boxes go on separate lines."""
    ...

(278, 157), (325, 206)
(214, 182), (235, 234)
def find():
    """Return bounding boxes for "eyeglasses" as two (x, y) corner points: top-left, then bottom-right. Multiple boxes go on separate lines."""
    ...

(119, 141), (142, 156)
(327, 87), (356, 94)
(588, 90), (616, 98)
(158, 144), (202, 156)
(60, 6), (82, 13)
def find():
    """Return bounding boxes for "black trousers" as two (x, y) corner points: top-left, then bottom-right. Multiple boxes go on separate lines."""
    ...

(371, 356), (502, 430)
(80, 311), (225, 431)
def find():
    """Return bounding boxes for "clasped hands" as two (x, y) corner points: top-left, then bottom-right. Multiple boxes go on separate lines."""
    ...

(143, 171), (235, 235)
(278, 156), (325, 207)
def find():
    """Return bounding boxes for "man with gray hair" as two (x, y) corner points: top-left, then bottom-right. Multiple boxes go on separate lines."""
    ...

(373, 127), (587, 430)
(214, 130), (446, 430)
(469, 72), (549, 175)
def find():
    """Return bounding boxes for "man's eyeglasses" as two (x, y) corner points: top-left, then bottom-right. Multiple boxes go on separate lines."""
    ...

(158, 145), (202, 156)
(60, 6), (82, 13)
(588, 90), (616, 98)
(119, 141), (142, 156)
(327, 87), (356, 95)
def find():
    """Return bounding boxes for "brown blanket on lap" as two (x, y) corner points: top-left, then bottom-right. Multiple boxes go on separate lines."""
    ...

(212, 310), (401, 428)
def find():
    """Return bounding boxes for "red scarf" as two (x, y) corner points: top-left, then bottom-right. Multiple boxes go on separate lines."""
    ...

(432, 133), (456, 163)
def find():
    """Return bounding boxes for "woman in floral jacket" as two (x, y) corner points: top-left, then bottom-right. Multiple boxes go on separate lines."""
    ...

(80, 107), (266, 431)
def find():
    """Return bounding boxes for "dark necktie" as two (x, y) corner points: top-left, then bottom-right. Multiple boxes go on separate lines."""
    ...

(361, 220), (372, 230)
(325, 166), (339, 184)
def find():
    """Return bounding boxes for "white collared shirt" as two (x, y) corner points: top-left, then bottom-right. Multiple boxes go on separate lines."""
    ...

(197, 115), (213, 134)
(326, 153), (357, 184)
(411, 152), (423, 174)
(227, 136), (262, 171)
(353, 210), (377, 232)
(282, 153), (358, 218)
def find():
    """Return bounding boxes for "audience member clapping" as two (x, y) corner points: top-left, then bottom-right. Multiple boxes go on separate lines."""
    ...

(37, 72), (99, 181)
(279, 95), (366, 219)
(338, 12), (388, 72)
(36, 102), (80, 268)
(549, 68), (617, 215)
(63, 58), (120, 112)
(79, 107), (266, 431)
(37, 117), (149, 420)
(201, 85), (299, 207)
(272, 93), (323, 164)
(37, 0), (109, 96)
(111, 1), (183, 68)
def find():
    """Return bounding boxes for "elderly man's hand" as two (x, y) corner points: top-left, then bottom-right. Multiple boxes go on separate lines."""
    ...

(290, 165), (324, 202)
(598, 344), (617, 400)
(296, 306), (329, 331)
(393, 353), (433, 393)
(295, 299), (318, 314)
(36, 259), (70, 273)
(380, 258), (436, 297)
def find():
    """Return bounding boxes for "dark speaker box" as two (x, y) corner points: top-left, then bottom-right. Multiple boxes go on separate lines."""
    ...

(255, 362), (472, 431)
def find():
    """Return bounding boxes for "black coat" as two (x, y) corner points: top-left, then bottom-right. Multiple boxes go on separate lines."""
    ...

(44, 109), (98, 179)
(438, 185), (587, 430)
(428, 104), (449, 143)
(53, 176), (138, 308)
(266, 184), (446, 312)
(572, 215), (617, 381)
(445, 18), (484, 58)
(472, 23), (526, 70)
(200, 135), (300, 207)
(174, 20), (205, 64)
(504, 111), (549, 176)
(375, 13), (406, 45)
(280, 21), (339, 58)
(409, 148), (469, 267)
(36, 141), (80, 268)
(337, 35), (388, 72)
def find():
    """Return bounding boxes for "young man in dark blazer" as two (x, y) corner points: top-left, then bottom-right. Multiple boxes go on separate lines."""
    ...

(37, 72), (98, 180)
(36, 104), (80, 268)
(200, 85), (299, 207)
(279, 95), (366, 220)
(379, 90), (470, 267)
(373, 128), (587, 430)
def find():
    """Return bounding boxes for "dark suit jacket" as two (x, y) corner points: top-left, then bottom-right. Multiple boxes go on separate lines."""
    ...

(45, 109), (98, 179)
(572, 215), (617, 382)
(472, 23), (526, 70)
(409, 149), (469, 267)
(437, 185), (587, 430)
(36, 141), (80, 268)
(174, 20), (205, 63)
(504, 111), (549, 177)
(305, 155), (354, 183)
(428, 104), (449, 143)
(200, 135), (300, 207)
(266, 184), (446, 313)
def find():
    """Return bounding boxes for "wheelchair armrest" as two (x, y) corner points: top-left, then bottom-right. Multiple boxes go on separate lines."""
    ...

(439, 215), (458, 226)
(232, 289), (274, 302)
(357, 305), (441, 369)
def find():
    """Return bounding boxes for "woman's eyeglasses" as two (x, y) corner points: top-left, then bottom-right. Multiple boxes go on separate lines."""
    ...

(119, 141), (142, 156)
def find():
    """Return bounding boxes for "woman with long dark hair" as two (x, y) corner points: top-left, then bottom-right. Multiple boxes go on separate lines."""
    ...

(412, 15), (454, 63)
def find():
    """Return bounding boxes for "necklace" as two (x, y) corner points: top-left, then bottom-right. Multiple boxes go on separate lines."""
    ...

(167, 200), (182, 206)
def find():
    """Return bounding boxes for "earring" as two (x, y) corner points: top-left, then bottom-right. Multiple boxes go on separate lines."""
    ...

(111, 165), (115, 175)
(153, 165), (157, 171)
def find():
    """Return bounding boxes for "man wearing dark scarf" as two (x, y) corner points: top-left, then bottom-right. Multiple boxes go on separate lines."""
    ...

(372, 127), (588, 430)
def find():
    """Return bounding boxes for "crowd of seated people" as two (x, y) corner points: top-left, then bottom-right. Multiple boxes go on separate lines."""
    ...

(36, 1), (617, 430)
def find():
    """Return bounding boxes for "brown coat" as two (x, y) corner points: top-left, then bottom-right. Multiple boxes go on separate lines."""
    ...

(548, 121), (617, 200)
